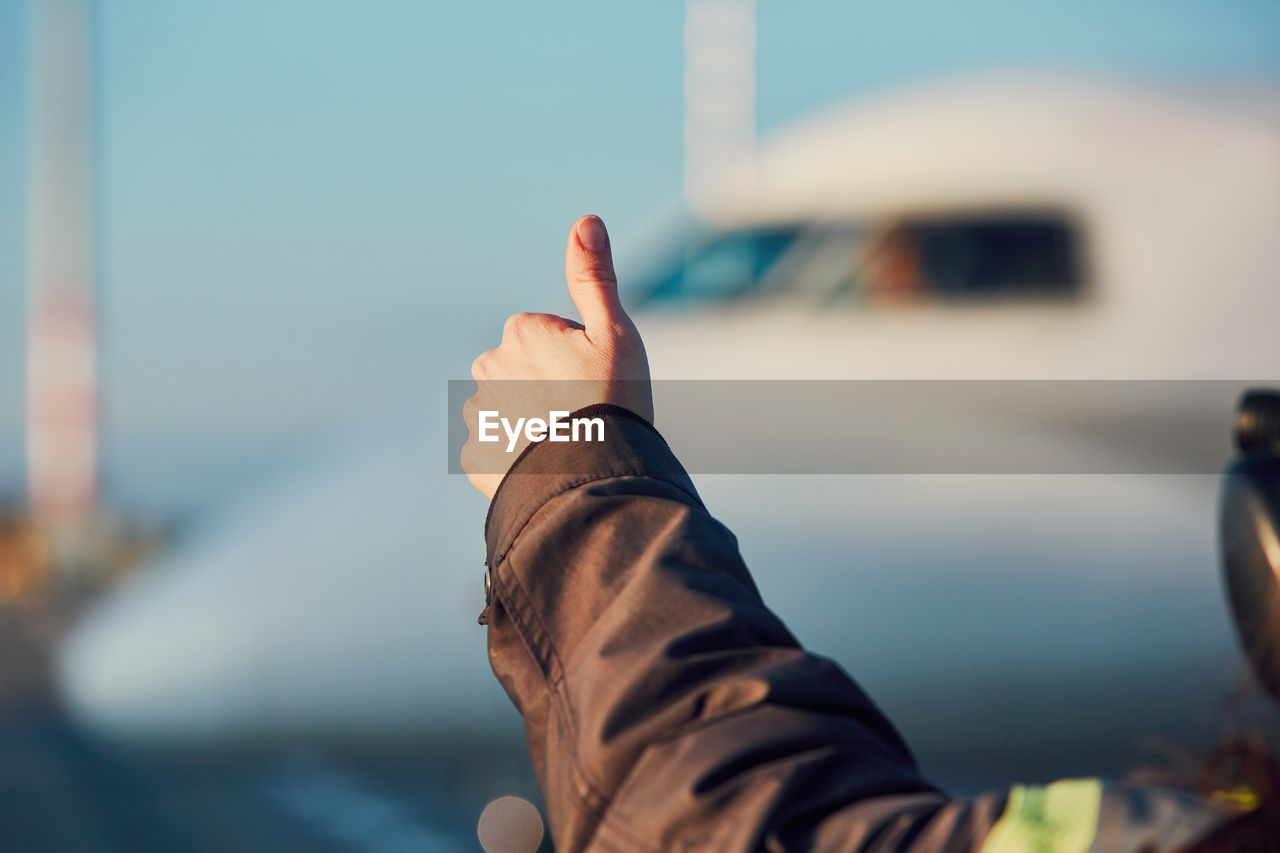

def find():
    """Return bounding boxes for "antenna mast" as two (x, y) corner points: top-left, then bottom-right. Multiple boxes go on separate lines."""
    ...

(684, 0), (757, 215)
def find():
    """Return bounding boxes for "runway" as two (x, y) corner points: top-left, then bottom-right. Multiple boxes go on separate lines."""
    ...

(0, 606), (480, 852)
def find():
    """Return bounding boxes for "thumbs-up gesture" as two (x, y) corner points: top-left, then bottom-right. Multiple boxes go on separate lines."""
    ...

(461, 216), (652, 499)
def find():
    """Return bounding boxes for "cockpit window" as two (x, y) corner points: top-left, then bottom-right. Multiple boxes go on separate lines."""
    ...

(857, 214), (1083, 303)
(634, 211), (1085, 309)
(640, 227), (802, 305)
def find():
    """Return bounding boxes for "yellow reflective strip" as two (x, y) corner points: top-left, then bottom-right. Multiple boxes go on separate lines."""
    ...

(981, 777), (1102, 853)
(1211, 785), (1260, 813)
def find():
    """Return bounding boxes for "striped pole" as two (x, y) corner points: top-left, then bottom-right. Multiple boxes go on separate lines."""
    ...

(26, 0), (98, 531)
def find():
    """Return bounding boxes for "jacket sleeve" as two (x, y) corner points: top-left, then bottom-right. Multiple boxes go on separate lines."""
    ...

(480, 406), (1232, 852)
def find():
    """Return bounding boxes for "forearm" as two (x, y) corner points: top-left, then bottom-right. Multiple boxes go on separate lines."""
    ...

(483, 408), (951, 850)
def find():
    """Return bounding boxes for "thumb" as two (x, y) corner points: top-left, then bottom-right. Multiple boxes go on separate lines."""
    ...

(565, 215), (627, 335)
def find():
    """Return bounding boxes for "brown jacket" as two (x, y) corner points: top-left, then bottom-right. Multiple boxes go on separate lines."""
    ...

(481, 405), (1234, 852)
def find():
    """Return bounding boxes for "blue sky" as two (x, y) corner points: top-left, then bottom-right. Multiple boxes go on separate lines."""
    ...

(2, 0), (1279, 513)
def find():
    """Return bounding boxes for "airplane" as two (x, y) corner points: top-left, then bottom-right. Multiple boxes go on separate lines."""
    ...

(54, 77), (1280, 798)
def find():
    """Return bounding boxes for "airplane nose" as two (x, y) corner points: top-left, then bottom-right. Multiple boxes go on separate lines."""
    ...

(54, 411), (510, 747)
(56, 557), (267, 743)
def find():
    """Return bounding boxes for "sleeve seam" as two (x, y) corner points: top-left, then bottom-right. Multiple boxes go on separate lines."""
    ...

(493, 545), (661, 852)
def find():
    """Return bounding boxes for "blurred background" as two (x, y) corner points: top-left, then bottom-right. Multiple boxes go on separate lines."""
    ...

(3, 1), (1280, 850)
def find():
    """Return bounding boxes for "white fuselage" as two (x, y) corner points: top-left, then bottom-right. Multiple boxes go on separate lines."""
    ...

(55, 79), (1280, 791)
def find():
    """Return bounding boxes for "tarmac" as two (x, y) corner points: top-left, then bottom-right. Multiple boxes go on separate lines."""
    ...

(0, 604), (479, 852)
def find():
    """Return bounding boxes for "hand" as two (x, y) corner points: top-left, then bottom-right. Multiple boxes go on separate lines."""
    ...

(461, 215), (652, 499)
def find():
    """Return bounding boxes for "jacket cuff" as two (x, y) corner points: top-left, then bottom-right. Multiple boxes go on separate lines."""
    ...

(483, 404), (703, 565)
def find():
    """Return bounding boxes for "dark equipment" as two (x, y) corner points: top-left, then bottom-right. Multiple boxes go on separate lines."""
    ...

(1220, 389), (1280, 701)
